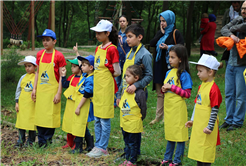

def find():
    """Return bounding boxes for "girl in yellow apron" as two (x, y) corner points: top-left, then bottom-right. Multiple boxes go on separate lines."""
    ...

(161, 45), (193, 166)
(87, 20), (121, 158)
(186, 54), (222, 166)
(15, 56), (37, 147)
(60, 58), (82, 149)
(118, 64), (147, 166)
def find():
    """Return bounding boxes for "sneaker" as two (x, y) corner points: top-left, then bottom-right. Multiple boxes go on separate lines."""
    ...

(126, 161), (136, 166)
(169, 162), (182, 166)
(149, 119), (159, 125)
(62, 143), (70, 149)
(161, 160), (171, 166)
(219, 122), (230, 129)
(14, 142), (23, 148)
(119, 160), (128, 166)
(226, 124), (241, 131)
(86, 147), (98, 155)
(86, 147), (109, 158)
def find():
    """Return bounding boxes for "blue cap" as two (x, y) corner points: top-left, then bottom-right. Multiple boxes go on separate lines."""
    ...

(37, 29), (56, 40)
(77, 55), (94, 67)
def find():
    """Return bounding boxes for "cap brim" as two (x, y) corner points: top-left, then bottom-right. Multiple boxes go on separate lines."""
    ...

(189, 61), (198, 65)
(18, 61), (36, 66)
(90, 27), (104, 32)
(67, 59), (79, 65)
(77, 56), (87, 61)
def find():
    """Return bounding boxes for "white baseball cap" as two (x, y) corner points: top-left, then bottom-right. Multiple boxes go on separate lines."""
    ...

(189, 54), (220, 70)
(18, 55), (37, 66)
(90, 19), (113, 32)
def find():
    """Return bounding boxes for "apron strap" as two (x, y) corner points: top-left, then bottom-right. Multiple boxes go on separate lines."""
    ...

(40, 49), (55, 63)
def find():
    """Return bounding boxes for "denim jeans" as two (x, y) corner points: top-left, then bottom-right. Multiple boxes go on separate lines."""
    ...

(37, 126), (55, 144)
(225, 64), (246, 126)
(164, 141), (185, 164)
(124, 131), (141, 164)
(18, 129), (36, 144)
(121, 128), (141, 155)
(94, 117), (111, 150)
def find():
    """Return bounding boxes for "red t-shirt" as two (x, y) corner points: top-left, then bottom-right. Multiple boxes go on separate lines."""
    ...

(194, 82), (222, 108)
(67, 74), (80, 87)
(36, 49), (67, 82)
(95, 44), (119, 93)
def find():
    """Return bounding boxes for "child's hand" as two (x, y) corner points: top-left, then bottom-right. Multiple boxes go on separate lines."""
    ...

(31, 90), (36, 102)
(162, 83), (171, 93)
(203, 127), (212, 134)
(15, 103), (19, 112)
(73, 43), (78, 53)
(116, 99), (121, 107)
(126, 85), (137, 94)
(75, 107), (80, 115)
(53, 93), (61, 104)
(61, 66), (66, 77)
(185, 121), (193, 128)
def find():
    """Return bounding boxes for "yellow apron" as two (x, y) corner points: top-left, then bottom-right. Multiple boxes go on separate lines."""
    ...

(16, 73), (36, 131)
(119, 89), (143, 133)
(120, 43), (142, 127)
(188, 81), (218, 163)
(35, 49), (61, 128)
(71, 73), (93, 137)
(164, 68), (188, 142)
(93, 45), (116, 118)
(244, 69), (246, 84)
(62, 76), (76, 133)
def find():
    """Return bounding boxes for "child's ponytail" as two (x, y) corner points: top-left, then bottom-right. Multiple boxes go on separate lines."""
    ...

(108, 26), (118, 46)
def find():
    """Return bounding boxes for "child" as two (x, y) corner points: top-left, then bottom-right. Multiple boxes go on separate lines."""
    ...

(186, 54), (222, 166)
(15, 55), (37, 147)
(118, 64), (147, 166)
(199, 13), (209, 43)
(60, 58), (82, 149)
(161, 44), (193, 166)
(86, 19), (121, 158)
(116, 24), (153, 158)
(31, 29), (67, 148)
(69, 55), (95, 154)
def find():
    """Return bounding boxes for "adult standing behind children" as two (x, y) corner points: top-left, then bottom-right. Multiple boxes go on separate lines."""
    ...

(219, 1), (246, 131)
(149, 10), (184, 125)
(86, 19), (121, 158)
(31, 29), (67, 148)
(15, 56), (37, 148)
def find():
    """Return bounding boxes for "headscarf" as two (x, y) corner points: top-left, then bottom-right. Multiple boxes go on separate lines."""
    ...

(156, 10), (175, 62)
(209, 14), (216, 22)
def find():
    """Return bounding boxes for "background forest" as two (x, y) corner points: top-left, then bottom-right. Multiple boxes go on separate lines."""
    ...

(3, 1), (232, 54)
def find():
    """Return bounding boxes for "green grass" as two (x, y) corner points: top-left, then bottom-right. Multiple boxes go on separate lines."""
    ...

(1, 51), (246, 165)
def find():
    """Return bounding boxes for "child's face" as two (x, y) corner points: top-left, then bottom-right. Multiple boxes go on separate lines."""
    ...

(81, 62), (93, 74)
(71, 64), (81, 75)
(169, 51), (181, 68)
(125, 70), (139, 85)
(126, 32), (142, 47)
(95, 32), (109, 43)
(24, 63), (36, 74)
(42, 37), (56, 51)
(197, 65), (213, 82)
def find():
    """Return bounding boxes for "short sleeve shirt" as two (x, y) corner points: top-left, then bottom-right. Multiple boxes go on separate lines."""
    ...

(67, 74), (81, 87)
(36, 49), (67, 82)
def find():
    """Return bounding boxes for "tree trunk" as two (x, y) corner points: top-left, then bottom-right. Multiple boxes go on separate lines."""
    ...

(162, 1), (169, 11)
(146, 2), (156, 43)
(182, 4), (186, 37)
(154, 4), (160, 35)
(86, 2), (91, 39)
(65, 5), (74, 47)
(125, 2), (132, 25)
(185, 1), (195, 56)
(62, 2), (67, 47)
(213, 2), (220, 16)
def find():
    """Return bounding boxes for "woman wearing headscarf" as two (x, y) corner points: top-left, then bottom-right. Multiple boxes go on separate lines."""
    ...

(200, 14), (217, 57)
(149, 10), (184, 125)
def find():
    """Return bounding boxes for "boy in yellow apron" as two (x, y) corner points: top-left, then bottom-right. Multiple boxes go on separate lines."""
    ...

(60, 58), (81, 149)
(32, 29), (67, 148)
(15, 56), (37, 147)
(186, 54), (222, 165)
(68, 55), (94, 154)
(118, 64), (147, 166)
(116, 24), (153, 159)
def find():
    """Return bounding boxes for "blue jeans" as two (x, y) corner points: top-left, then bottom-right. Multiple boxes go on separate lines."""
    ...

(224, 64), (246, 126)
(94, 117), (111, 150)
(164, 141), (185, 164)
(124, 131), (141, 164)
(37, 126), (55, 144)
(121, 128), (141, 155)
(18, 129), (36, 144)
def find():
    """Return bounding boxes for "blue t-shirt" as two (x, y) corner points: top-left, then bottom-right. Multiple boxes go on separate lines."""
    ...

(165, 69), (193, 90)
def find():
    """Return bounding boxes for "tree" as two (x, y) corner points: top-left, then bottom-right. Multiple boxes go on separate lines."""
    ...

(185, 1), (195, 56)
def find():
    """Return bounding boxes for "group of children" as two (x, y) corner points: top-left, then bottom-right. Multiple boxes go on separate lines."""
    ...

(15, 19), (222, 166)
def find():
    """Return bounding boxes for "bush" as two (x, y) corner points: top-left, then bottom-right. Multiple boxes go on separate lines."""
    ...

(1, 47), (24, 83)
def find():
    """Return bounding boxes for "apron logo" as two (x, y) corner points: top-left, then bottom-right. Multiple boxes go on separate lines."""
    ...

(105, 58), (108, 65)
(40, 70), (50, 84)
(79, 85), (84, 92)
(121, 99), (132, 116)
(24, 81), (33, 92)
(68, 95), (73, 100)
(196, 92), (202, 105)
(167, 76), (175, 85)
(94, 56), (100, 70)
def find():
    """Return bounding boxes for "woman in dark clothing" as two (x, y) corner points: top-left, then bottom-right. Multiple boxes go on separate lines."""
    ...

(149, 10), (184, 125)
